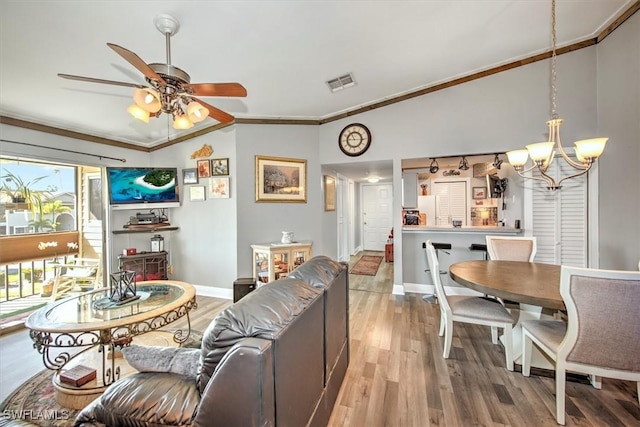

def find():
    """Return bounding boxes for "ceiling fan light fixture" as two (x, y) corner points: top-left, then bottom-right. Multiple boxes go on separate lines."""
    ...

(187, 101), (209, 123)
(133, 88), (161, 113)
(173, 114), (194, 130)
(127, 104), (150, 123)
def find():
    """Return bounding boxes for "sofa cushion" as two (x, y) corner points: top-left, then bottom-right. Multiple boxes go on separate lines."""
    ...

(196, 277), (322, 393)
(75, 372), (200, 426)
(288, 255), (343, 289)
(121, 345), (200, 379)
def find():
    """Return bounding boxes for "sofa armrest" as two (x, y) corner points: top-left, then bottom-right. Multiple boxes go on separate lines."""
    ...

(194, 338), (275, 427)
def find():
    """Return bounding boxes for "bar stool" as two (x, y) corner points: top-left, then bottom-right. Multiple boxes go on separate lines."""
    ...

(469, 243), (488, 260)
(422, 242), (451, 304)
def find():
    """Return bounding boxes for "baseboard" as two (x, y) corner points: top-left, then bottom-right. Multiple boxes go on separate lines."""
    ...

(194, 285), (233, 300)
(392, 284), (405, 295)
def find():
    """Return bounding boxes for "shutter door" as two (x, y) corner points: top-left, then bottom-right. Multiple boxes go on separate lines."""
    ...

(432, 181), (467, 226)
(532, 159), (588, 266)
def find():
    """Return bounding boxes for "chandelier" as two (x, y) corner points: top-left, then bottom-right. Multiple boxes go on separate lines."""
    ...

(506, 0), (607, 190)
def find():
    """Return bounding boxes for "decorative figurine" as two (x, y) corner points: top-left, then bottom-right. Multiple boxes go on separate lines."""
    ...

(109, 270), (140, 304)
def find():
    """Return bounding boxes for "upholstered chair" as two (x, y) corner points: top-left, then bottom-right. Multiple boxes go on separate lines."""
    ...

(425, 240), (515, 371)
(485, 235), (537, 262)
(521, 266), (640, 425)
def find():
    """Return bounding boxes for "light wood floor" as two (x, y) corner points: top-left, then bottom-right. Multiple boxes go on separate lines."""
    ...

(1, 269), (639, 426)
(348, 250), (393, 294)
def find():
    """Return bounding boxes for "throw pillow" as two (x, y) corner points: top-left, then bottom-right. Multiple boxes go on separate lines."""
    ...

(121, 345), (200, 378)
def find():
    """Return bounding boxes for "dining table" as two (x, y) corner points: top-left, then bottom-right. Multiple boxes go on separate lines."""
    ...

(449, 260), (563, 369)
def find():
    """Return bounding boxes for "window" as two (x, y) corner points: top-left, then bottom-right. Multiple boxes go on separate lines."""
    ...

(0, 158), (77, 235)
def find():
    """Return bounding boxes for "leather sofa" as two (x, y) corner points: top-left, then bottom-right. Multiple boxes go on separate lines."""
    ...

(75, 256), (349, 427)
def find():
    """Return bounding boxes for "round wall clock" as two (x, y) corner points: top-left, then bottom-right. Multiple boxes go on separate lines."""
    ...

(338, 123), (372, 157)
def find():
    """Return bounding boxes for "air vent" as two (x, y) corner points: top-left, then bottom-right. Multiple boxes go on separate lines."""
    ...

(326, 73), (356, 92)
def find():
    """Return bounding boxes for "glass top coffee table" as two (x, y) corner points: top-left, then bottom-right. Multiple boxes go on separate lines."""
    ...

(25, 280), (197, 409)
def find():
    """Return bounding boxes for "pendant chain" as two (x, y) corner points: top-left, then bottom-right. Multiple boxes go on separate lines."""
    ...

(550, 0), (558, 119)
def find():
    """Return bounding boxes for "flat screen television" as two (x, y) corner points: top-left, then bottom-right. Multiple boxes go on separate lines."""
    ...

(107, 167), (180, 210)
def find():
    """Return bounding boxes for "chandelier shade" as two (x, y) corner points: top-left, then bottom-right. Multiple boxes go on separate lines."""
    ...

(127, 104), (150, 123)
(187, 101), (209, 123)
(133, 88), (161, 113)
(172, 114), (194, 130)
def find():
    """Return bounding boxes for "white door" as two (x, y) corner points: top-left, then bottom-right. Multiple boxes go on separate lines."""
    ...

(532, 160), (588, 266)
(362, 184), (393, 251)
(431, 181), (467, 226)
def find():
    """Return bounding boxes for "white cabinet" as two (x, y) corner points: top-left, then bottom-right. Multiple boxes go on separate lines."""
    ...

(402, 172), (418, 208)
(251, 241), (312, 284)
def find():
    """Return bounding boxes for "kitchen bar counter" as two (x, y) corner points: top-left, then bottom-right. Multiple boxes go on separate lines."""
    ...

(402, 225), (523, 287)
(403, 225), (522, 234)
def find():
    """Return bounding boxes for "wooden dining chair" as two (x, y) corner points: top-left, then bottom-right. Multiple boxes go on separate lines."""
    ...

(485, 235), (537, 262)
(521, 266), (640, 425)
(425, 240), (515, 371)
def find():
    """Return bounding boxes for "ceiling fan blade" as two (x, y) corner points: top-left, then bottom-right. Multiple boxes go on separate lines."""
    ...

(58, 73), (147, 89)
(196, 99), (235, 124)
(107, 43), (167, 84)
(184, 83), (247, 97)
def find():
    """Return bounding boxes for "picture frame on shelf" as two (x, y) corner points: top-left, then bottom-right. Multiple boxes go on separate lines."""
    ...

(324, 175), (336, 211)
(197, 160), (211, 178)
(182, 168), (198, 185)
(209, 177), (230, 198)
(255, 155), (307, 203)
(473, 187), (487, 200)
(211, 158), (229, 176)
(189, 185), (206, 202)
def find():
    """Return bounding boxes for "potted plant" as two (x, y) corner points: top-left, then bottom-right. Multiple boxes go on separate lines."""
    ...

(0, 170), (46, 205)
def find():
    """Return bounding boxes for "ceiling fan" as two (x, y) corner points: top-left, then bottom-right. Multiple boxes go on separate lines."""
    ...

(58, 14), (247, 129)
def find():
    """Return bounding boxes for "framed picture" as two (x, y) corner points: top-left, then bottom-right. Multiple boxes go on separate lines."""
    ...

(473, 187), (487, 199)
(182, 168), (198, 184)
(209, 177), (230, 198)
(197, 159), (211, 178)
(324, 175), (336, 211)
(189, 185), (206, 201)
(211, 158), (229, 176)
(255, 155), (307, 203)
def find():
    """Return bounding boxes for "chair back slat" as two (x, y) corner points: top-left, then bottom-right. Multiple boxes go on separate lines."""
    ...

(424, 241), (451, 314)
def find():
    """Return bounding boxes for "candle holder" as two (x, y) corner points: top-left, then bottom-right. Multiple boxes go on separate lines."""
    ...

(109, 270), (140, 305)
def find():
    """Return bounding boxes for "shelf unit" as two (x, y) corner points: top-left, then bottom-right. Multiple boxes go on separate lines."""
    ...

(118, 251), (168, 282)
(251, 241), (312, 284)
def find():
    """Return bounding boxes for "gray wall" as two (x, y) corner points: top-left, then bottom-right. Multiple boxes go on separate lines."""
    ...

(150, 127), (239, 290)
(234, 124), (325, 279)
(597, 11), (640, 270)
(2, 13), (637, 291)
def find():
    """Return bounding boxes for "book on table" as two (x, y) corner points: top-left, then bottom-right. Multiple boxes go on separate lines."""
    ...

(60, 365), (97, 387)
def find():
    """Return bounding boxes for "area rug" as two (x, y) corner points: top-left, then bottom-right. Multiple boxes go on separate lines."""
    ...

(350, 255), (383, 276)
(0, 330), (202, 427)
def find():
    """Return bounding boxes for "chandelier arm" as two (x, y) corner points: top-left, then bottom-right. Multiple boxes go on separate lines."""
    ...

(514, 168), (556, 186)
(536, 167), (560, 189)
(555, 142), (588, 170)
(556, 166), (591, 186)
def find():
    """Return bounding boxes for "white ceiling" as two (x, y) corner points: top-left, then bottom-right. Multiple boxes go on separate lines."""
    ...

(0, 1), (634, 150)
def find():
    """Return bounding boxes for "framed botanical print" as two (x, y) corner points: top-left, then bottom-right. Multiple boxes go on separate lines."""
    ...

(210, 177), (230, 198)
(211, 158), (229, 176)
(197, 160), (211, 178)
